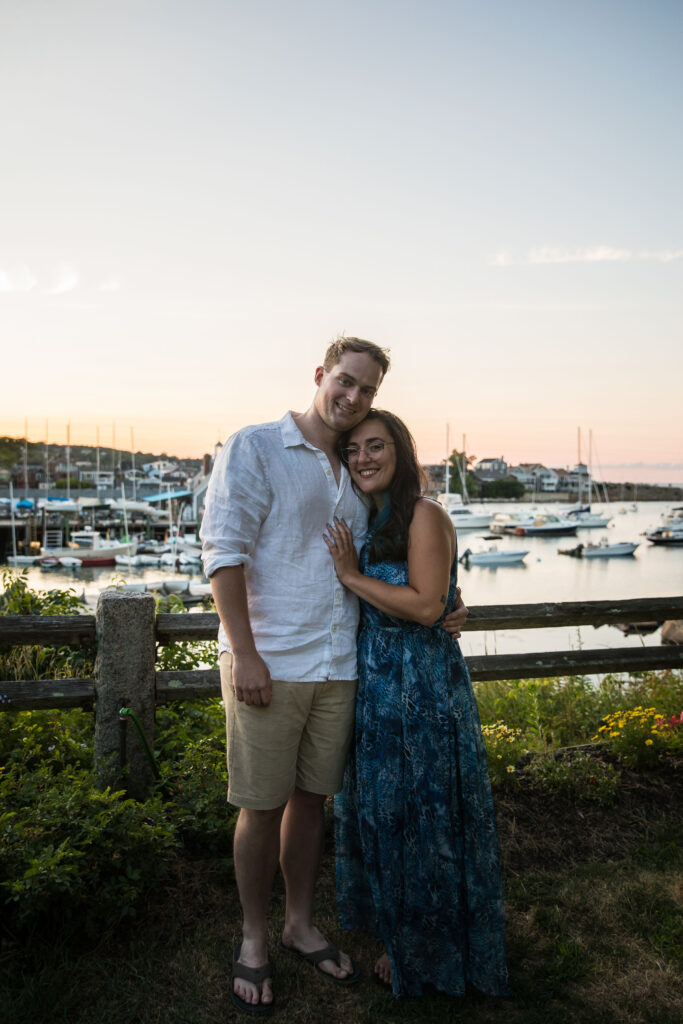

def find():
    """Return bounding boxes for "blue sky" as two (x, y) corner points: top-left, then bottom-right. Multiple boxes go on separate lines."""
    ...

(1, 0), (681, 480)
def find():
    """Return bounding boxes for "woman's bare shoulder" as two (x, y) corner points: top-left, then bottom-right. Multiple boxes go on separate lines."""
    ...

(411, 497), (455, 536)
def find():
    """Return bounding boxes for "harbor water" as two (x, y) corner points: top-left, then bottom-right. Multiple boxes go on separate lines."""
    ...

(2, 502), (681, 662)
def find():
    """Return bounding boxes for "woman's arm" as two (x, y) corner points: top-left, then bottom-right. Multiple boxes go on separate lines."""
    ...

(324, 499), (456, 627)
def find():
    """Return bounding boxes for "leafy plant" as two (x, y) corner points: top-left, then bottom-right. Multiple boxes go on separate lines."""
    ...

(480, 720), (528, 786)
(0, 567), (94, 681)
(527, 750), (619, 805)
(593, 706), (672, 768)
(0, 763), (178, 935)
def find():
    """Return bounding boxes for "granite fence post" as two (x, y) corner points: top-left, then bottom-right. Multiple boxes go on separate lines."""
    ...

(94, 590), (157, 799)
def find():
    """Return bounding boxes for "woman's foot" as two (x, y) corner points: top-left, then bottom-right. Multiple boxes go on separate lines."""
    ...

(374, 951), (392, 987)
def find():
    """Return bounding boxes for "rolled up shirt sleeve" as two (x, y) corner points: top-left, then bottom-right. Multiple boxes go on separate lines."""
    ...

(200, 431), (272, 578)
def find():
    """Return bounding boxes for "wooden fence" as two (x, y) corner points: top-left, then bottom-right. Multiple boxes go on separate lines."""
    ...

(1, 591), (682, 797)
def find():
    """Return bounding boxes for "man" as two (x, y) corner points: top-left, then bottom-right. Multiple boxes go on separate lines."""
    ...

(201, 336), (468, 1013)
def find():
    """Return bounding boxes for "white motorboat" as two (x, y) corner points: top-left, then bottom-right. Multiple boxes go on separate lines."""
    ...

(59, 556), (83, 568)
(512, 513), (577, 537)
(489, 511), (535, 535)
(41, 528), (136, 566)
(560, 540), (638, 558)
(115, 554), (147, 567)
(178, 551), (202, 567)
(6, 555), (39, 566)
(437, 493), (492, 530)
(582, 540), (638, 558)
(459, 546), (529, 566)
(447, 506), (493, 530)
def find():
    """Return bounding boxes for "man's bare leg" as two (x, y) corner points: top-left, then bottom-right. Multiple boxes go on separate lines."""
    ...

(279, 787), (354, 979)
(232, 804), (284, 1007)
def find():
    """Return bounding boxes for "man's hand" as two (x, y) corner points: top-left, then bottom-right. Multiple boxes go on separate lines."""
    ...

(442, 587), (468, 638)
(232, 650), (273, 706)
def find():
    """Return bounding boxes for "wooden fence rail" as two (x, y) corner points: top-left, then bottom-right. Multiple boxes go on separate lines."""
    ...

(1, 592), (682, 796)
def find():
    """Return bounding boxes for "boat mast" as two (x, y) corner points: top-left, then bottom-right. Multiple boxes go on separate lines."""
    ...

(462, 433), (469, 503)
(96, 425), (101, 499)
(45, 418), (49, 502)
(577, 426), (581, 506)
(23, 418), (28, 501)
(444, 423), (450, 494)
(66, 421), (71, 502)
(131, 427), (137, 501)
(9, 480), (17, 559)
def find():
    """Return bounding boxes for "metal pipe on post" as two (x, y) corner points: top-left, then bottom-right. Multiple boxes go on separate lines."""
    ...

(93, 591), (157, 799)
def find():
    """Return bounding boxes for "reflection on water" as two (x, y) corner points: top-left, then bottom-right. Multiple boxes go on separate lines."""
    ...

(454, 501), (682, 657)
(3, 502), (681, 658)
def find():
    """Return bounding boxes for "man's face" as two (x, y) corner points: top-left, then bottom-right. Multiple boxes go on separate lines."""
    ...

(313, 351), (384, 435)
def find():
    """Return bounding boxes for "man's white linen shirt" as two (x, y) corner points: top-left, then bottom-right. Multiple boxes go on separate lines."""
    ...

(200, 412), (368, 682)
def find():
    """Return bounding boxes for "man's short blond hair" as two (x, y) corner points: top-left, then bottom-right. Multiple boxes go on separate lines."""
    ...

(323, 336), (391, 379)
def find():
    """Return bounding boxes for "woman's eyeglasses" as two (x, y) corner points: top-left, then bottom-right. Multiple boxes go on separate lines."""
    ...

(341, 441), (395, 463)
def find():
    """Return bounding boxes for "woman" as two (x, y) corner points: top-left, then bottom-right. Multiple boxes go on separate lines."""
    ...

(324, 410), (510, 999)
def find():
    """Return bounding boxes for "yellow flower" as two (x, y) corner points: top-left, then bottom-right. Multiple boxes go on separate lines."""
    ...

(506, 765), (515, 773)
(645, 739), (653, 746)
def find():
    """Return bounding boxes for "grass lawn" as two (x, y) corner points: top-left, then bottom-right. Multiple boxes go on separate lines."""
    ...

(1, 753), (681, 1024)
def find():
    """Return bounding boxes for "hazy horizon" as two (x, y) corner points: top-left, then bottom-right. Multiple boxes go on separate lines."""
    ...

(1, 1), (681, 481)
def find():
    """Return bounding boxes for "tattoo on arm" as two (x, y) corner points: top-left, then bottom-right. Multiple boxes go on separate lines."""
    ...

(440, 594), (446, 606)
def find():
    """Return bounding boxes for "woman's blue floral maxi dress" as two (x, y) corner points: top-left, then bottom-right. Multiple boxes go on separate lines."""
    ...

(335, 537), (510, 999)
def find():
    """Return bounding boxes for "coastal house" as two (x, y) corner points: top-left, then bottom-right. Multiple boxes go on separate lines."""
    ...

(142, 459), (178, 479)
(564, 462), (590, 493)
(11, 464), (45, 488)
(421, 464), (446, 494)
(79, 469), (115, 487)
(510, 463), (559, 492)
(473, 457), (508, 483)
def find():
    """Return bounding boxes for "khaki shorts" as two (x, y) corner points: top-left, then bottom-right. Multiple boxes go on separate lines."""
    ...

(220, 652), (357, 810)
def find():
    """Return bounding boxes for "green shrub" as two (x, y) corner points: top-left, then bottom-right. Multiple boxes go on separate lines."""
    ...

(155, 700), (236, 857)
(527, 750), (620, 805)
(475, 675), (601, 749)
(0, 762), (178, 935)
(0, 567), (94, 682)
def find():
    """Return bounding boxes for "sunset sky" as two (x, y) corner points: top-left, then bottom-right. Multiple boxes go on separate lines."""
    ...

(1, 1), (681, 482)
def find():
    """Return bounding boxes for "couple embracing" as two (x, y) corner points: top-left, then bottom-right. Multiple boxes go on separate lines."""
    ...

(201, 336), (509, 1013)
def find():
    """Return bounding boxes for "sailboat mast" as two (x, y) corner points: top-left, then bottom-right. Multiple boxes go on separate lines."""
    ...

(96, 426), (101, 498)
(444, 424), (450, 494)
(131, 427), (136, 501)
(66, 421), (71, 501)
(23, 418), (28, 501)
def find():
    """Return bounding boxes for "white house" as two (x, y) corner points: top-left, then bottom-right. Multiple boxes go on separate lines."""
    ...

(510, 463), (559, 492)
(142, 460), (178, 478)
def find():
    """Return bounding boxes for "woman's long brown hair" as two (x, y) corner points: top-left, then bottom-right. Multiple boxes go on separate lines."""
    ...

(340, 409), (426, 563)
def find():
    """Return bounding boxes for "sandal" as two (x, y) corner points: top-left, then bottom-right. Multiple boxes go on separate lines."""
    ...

(230, 944), (275, 1016)
(278, 938), (361, 984)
